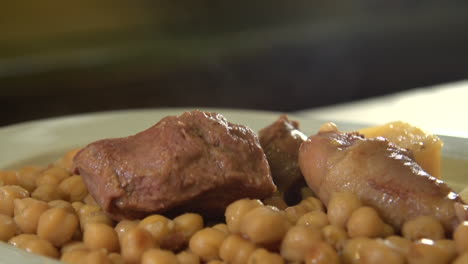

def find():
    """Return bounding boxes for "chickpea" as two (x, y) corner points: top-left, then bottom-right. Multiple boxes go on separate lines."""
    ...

(32, 185), (66, 202)
(0, 185), (29, 216)
(61, 241), (88, 254)
(280, 225), (323, 262)
(139, 214), (175, 244)
(453, 252), (468, 264)
(174, 213), (204, 240)
(85, 249), (113, 264)
(454, 221), (468, 254)
(36, 167), (69, 186)
(285, 197), (324, 223)
(225, 198), (263, 233)
(115, 219), (139, 238)
(240, 206), (290, 245)
(84, 222), (120, 252)
(71, 201), (84, 212)
(402, 215), (445, 240)
(55, 148), (80, 171)
(189, 227), (227, 262)
(58, 175), (88, 202)
(0, 214), (17, 241)
(359, 239), (405, 264)
(219, 234), (256, 264)
(37, 207), (79, 247)
(297, 211), (329, 229)
(84, 193), (99, 206)
(246, 248), (284, 264)
(177, 250), (201, 264)
(382, 224), (395, 237)
(407, 239), (456, 264)
(108, 253), (125, 264)
(9, 234), (40, 248)
(321, 225), (348, 251)
(13, 197), (49, 233)
(0, 170), (18, 185)
(141, 248), (179, 264)
(48, 199), (74, 212)
(383, 235), (412, 255)
(61, 249), (90, 264)
(342, 237), (372, 264)
(212, 223), (229, 234)
(327, 191), (362, 228)
(120, 227), (156, 264)
(206, 261), (224, 264)
(304, 242), (340, 264)
(16, 166), (42, 192)
(79, 204), (113, 230)
(23, 237), (60, 258)
(347, 206), (384, 238)
(263, 195), (288, 210)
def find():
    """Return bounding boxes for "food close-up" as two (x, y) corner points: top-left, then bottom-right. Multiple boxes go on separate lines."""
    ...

(1, 110), (468, 264)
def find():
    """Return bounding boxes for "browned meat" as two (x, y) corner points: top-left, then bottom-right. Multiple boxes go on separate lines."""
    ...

(259, 115), (308, 205)
(73, 110), (276, 220)
(299, 130), (467, 232)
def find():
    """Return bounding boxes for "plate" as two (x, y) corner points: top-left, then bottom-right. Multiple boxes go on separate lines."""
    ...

(1, 108), (468, 263)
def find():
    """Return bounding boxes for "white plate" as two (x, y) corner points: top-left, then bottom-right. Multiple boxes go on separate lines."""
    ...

(0, 108), (467, 263)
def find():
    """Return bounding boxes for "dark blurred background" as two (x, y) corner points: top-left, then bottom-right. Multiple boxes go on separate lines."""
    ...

(1, 1), (468, 126)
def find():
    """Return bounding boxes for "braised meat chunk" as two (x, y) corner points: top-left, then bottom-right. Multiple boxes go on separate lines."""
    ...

(259, 115), (308, 205)
(299, 129), (467, 232)
(73, 110), (276, 220)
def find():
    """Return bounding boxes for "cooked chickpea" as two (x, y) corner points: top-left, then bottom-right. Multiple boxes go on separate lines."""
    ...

(219, 234), (256, 264)
(108, 253), (125, 264)
(327, 191), (362, 228)
(0, 170), (18, 185)
(61, 241), (88, 254)
(37, 207), (79, 247)
(347, 206), (385, 238)
(407, 239), (456, 264)
(280, 225), (323, 262)
(85, 249), (113, 264)
(453, 252), (468, 264)
(247, 248), (284, 264)
(84, 222), (120, 252)
(13, 197), (49, 233)
(120, 227), (156, 264)
(23, 237), (60, 258)
(225, 198), (263, 233)
(9, 234), (39, 248)
(189, 227), (227, 262)
(58, 175), (88, 202)
(0, 185), (29, 216)
(206, 261), (224, 264)
(402, 215), (445, 240)
(342, 237), (372, 264)
(0, 214), (17, 241)
(454, 221), (468, 254)
(115, 219), (139, 238)
(61, 249), (90, 264)
(359, 239), (405, 264)
(31, 184), (66, 202)
(304, 242), (340, 264)
(174, 213), (204, 240)
(84, 194), (99, 206)
(79, 204), (113, 230)
(297, 211), (329, 229)
(240, 206), (290, 245)
(382, 223), (395, 237)
(54, 148), (80, 171)
(263, 194), (288, 210)
(285, 197), (324, 223)
(139, 214), (174, 244)
(48, 199), (74, 212)
(321, 224), (348, 251)
(177, 250), (201, 264)
(141, 248), (179, 264)
(384, 235), (412, 255)
(16, 166), (42, 192)
(212, 223), (229, 234)
(36, 167), (69, 186)
(71, 201), (84, 212)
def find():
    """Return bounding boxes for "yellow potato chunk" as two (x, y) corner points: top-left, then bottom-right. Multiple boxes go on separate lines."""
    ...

(359, 121), (443, 178)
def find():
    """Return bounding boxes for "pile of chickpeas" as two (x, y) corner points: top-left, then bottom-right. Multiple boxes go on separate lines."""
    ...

(1, 149), (468, 264)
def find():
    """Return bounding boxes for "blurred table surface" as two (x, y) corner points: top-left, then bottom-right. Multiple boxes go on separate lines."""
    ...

(296, 80), (468, 138)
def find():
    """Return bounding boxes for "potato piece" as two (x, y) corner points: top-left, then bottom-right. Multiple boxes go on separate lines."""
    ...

(359, 121), (443, 178)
